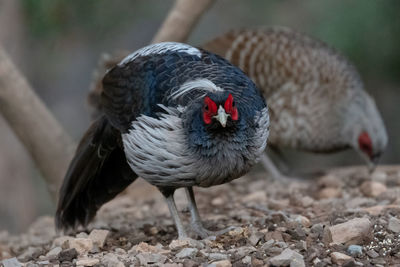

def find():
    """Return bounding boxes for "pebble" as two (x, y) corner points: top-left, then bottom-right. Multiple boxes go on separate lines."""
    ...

(67, 238), (93, 255)
(53, 236), (73, 248)
(17, 246), (42, 261)
(76, 257), (100, 266)
(293, 215), (311, 228)
(242, 191), (267, 203)
(176, 248), (198, 258)
(101, 253), (125, 267)
(327, 217), (372, 245)
(208, 260), (232, 267)
(347, 245), (363, 256)
(169, 238), (204, 250)
(45, 246), (62, 260)
(58, 248), (78, 262)
(269, 248), (305, 267)
(366, 249), (379, 258)
(330, 252), (353, 265)
(242, 255), (251, 264)
(136, 252), (167, 265)
(208, 252), (228, 261)
(88, 229), (110, 248)
(1, 257), (22, 267)
(387, 216), (400, 233)
(318, 187), (342, 199)
(360, 181), (387, 197)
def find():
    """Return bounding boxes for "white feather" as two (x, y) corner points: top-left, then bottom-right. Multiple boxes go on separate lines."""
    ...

(169, 79), (224, 101)
(119, 42), (202, 66)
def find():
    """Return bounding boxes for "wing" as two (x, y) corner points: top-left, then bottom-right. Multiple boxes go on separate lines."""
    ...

(56, 116), (137, 231)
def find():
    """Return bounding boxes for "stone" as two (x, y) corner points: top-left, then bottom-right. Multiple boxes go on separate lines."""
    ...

(347, 245), (363, 256)
(249, 231), (264, 246)
(88, 229), (109, 248)
(330, 252), (353, 265)
(293, 215), (311, 228)
(53, 236), (74, 249)
(327, 217), (372, 245)
(101, 253), (124, 267)
(67, 238), (93, 255)
(1, 257), (22, 267)
(318, 174), (342, 188)
(136, 253), (167, 265)
(388, 217), (400, 233)
(76, 232), (88, 238)
(360, 181), (387, 197)
(300, 196), (314, 207)
(242, 255), (251, 264)
(269, 248), (305, 267)
(76, 257), (100, 266)
(242, 191), (267, 203)
(211, 197), (224, 206)
(58, 248), (78, 262)
(210, 260), (232, 267)
(17, 246), (42, 261)
(318, 187), (341, 199)
(169, 238), (204, 250)
(366, 249), (379, 258)
(45, 246), (62, 260)
(176, 248), (198, 258)
(208, 253), (228, 261)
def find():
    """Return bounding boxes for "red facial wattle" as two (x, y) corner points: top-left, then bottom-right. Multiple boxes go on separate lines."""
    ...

(203, 96), (218, 124)
(224, 93), (239, 121)
(358, 131), (373, 158)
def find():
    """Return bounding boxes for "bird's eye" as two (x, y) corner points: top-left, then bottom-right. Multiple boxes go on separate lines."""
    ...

(204, 105), (209, 111)
(232, 100), (236, 107)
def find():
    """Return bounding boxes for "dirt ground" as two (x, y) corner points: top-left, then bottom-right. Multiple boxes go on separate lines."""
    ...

(1, 165), (400, 266)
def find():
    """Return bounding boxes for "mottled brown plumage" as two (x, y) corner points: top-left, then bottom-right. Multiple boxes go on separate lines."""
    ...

(204, 27), (387, 177)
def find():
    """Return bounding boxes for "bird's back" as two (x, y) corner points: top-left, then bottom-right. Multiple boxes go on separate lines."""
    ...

(204, 27), (365, 151)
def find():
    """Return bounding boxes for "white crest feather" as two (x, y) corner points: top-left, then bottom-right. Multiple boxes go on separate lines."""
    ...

(119, 42), (202, 66)
(169, 79), (224, 101)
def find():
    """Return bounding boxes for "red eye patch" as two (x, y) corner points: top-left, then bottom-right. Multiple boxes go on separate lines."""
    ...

(203, 96), (217, 124)
(224, 93), (239, 121)
(358, 131), (373, 158)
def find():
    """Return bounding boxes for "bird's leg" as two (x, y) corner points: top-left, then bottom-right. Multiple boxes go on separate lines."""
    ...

(161, 188), (188, 239)
(185, 187), (234, 239)
(260, 152), (294, 182)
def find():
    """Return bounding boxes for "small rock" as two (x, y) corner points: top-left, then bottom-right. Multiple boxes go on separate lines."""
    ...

(293, 215), (311, 228)
(45, 246), (62, 260)
(318, 187), (341, 199)
(88, 229), (109, 248)
(388, 216), (400, 233)
(330, 252), (353, 265)
(327, 217), (372, 245)
(211, 197), (224, 206)
(67, 238), (93, 255)
(269, 248), (305, 267)
(260, 239), (274, 251)
(318, 174), (342, 188)
(242, 191), (267, 203)
(169, 238), (204, 250)
(228, 227), (244, 237)
(249, 231), (264, 246)
(136, 252), (167, 265)
(176, 248), (198, 259)
(300, 196), (314, 207)
(53, 236), (73, 249)
(76, 257), (100, 266)
(208, 253), (228, 261)
(347, 245), (363, 256)
(76, 232), (88, 238)
(360, 181), (387, 197)
(132, 242), (160, 254)
(1, 257), (22, 267)
(366, 249), (379, 258)
(310, 223), (324, 237)
(101, 253), (124, 267)
(17, 246), (42, 261)
(210, 260), (232, 267)
(242, 255), (251, 264)
(58, 248), (78, 262)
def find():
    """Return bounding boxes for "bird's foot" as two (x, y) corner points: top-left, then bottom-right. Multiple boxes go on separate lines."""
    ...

(190, 221), (236, 239)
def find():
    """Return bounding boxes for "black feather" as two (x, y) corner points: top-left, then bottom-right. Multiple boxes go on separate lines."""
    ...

(55, 116), (137, 231)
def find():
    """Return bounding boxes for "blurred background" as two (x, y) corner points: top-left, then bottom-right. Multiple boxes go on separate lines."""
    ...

(0, 0), (399, 233)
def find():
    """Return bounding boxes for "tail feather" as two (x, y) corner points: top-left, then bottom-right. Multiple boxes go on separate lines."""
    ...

(56, 116), (137, 231)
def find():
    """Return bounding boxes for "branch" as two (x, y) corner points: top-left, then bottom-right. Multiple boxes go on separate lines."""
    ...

(152, 0), (215, 43)
(0, 46), (75, 200)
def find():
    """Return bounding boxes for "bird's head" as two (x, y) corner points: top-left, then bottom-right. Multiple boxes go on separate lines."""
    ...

(344, 91), (388, 172)
(202, 93), (239, 129)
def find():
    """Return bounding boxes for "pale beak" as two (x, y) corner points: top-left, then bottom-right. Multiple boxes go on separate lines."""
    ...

(213, 105), (230, 127)
(368, 153), (381, 174)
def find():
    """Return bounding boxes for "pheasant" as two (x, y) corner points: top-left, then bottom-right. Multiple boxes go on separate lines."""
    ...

(203, 27), (388, 179)
(56, 42), (270, 239)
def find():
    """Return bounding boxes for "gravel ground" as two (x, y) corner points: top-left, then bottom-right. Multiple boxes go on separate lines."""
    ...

(1, 165), (400, 266)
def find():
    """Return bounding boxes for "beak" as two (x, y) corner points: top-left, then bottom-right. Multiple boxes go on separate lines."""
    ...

(213, 105), (230, 127)
(368, 153), (381, 174)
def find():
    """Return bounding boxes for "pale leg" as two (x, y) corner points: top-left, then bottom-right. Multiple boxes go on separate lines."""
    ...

(165, 193), (188, 239)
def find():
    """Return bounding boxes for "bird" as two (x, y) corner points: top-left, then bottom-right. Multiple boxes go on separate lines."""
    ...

(56, 42), (270, 239)
(203, 26), (388, 180)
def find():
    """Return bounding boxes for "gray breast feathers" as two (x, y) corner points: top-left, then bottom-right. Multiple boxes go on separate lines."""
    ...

(122, 106), (269, 188)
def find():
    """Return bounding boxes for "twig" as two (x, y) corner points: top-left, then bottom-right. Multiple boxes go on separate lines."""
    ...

(0, 46), (75, 200)
(152, 0), (215, 43)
